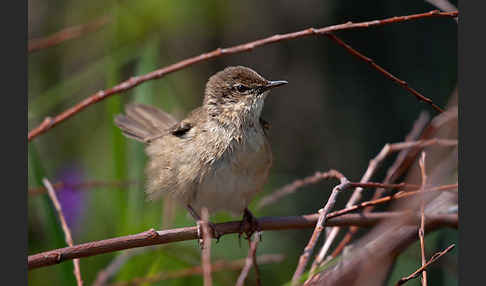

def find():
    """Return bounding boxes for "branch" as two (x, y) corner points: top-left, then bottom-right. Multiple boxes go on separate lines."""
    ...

(425, 0), (458, 23)
(396, 244), (455, 286)
(292, 173), (349, 285)
(43, 178), (83, 286)
(258, 169), (347, 209)
(201, 208), (212, 286)
(28, 179), (136, 196)
(27, 10), (458, 142)
(28, 16), (110, 53)
(92, 248), (149, 286)
(327, 184), (457, 219)
(92, 182), (457, 285)
(326, 109), (457, 260)
(325, 33), (443, 113)
(418, 153), (428, 286)
(381, 108), (457, 190)
(110, 254), (284, 286)
(28, 212), (457, 270)
(310, 138), (456, 269)
(304, 217), (454, 285)
(236, 236), (261, 286)
(258, 137), (456, 210)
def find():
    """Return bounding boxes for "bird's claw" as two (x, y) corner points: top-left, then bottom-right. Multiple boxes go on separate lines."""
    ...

(238, 208), (262, 246)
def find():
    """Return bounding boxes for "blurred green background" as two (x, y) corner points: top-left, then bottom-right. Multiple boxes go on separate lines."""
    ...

(28, 0), (457, 285)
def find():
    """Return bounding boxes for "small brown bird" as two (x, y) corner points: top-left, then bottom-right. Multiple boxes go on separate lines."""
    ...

(114, 66), (287, 239)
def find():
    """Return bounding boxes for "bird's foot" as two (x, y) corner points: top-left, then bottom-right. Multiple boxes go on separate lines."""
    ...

(238, 208), (262, 246)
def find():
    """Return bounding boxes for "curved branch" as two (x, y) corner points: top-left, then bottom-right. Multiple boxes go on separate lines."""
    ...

(28, 10), (458, 142)
(28, 16), (110, 53)
(28, 212), (457, 270)
(325, 33), (443, 112)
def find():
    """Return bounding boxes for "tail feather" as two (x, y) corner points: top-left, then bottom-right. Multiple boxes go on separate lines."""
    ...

(114, 103), (178, 143)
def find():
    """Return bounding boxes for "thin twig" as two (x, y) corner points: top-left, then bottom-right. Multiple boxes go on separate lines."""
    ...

(326, 110), (457, 260)
(291, 172), (349, 285)
(306, 113), (430, 280)
(310, 139), (456, 269)
(386, 112), (431, 182)
(258, 169), (348, 209)
(28, 211), (457, 270)
(29, 179), (136, 196)
(425, 0), (458, 23)
(236, 235), (261, 286)
(252, 239), (262, 286)
(396, 244), (455, 286)
(43, 178), (83, 286)
(326, 184), (457, 219)
(259, 138), (455, 210)
(350, 182), (416, 189)
(418, 152), (428, 286)
(110, 254), (284, 286)
(27, 10), (458, 142)
(326, 33), (443, 112)
(92, 248), (148, 286)
(380, 108), (457, 193)
(201, 208), (212, 286)
(306, 110), (457, 284)
(305, 215), (455, 285)
(28, 16), (110, 53)
(90, 182), (454, 285)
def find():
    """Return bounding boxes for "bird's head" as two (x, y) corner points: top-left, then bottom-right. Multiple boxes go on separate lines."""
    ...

(203, 66), (287, 125)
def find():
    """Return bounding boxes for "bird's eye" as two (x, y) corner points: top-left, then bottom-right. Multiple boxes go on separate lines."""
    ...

(235, 84), (249, 93)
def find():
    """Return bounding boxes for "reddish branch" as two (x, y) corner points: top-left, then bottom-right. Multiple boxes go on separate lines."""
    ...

(327, 184), (457, 219)
(310, 138), (456, 270)
(258, 172), (427, 210)
(381, 108), (457, 191)
(28, 212), (457, 270)
(43, 179), (83, 286)
(425, 0), (458, 23)
(27, 10), (458, 142)
(418, 153), (428, 286)
(377, 113), (430, 196)
(292, 172), (349, 285)
(325, 33), (443, 113)
(110, 254), (284, 286)
(28, 16), (110, 53)
(396, 244), (455, 286)
(258, 169), (349, 209)
(92, 248), (148, 286)
(312, 131), (430, 274)
(328, 108), (457, 260)
(201, 208), (212, 286)
(305, 216), (455, 285)
(29, 179), (136, 196)
(236, 236), (261, 286)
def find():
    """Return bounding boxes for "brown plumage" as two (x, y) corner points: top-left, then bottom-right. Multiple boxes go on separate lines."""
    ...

(114, 66), (287, 236)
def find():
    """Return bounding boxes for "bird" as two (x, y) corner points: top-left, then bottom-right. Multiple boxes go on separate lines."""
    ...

(114, 66), (288, 240)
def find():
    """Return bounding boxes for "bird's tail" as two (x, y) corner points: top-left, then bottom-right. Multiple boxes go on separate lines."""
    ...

(114, 103), (178, 143)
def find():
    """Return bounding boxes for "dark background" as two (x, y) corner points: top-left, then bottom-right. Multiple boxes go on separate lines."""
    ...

(28, 0), (458, 285)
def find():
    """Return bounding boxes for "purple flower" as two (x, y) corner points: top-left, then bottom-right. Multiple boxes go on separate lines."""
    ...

(56, 165), (85, 234)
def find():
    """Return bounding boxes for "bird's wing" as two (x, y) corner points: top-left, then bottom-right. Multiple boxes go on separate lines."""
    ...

(114, 103), (178, 143)
(168, 107), (206, 138)
(169, 121), (192, 137)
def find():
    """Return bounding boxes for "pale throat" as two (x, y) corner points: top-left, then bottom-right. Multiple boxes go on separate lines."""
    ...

(210, 93), (267, 129)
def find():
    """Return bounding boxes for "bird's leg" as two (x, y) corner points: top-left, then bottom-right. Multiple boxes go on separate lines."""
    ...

(186, 205), (221, 246)
(238, 208), (262, 243)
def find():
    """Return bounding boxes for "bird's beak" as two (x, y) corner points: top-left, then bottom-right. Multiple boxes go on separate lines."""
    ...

(262, 80), (288, 92)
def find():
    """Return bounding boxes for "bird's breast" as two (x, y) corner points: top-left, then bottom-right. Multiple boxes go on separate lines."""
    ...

(192, 125), (272, 215)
